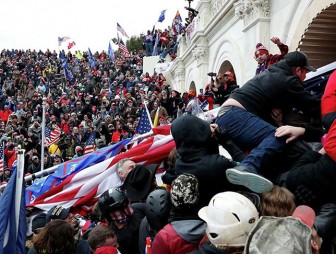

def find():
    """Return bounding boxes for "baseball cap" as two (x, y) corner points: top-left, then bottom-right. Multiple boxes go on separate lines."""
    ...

(46, 205), (71, 222)
(292, 205), (315, 228)
(284, 51), (317, 72)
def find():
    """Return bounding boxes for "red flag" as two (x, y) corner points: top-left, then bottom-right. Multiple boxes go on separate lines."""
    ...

(67, 41), (76, 50)
(27, 133), (175, 214)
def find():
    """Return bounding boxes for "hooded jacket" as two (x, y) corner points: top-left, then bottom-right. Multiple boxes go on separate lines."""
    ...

(171, 115), (236, 207)
(151, 219), (206, 254)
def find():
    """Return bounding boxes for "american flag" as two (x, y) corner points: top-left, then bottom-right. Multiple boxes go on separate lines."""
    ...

(26, 127), (175, 214)
(58, 36), (70, 46)
(135, 108), (153, 134)
(118, 39), (130, 57)
(45, 125), (62, 147)
(116, 22), (129, 38)
(0, 142), (4, 173)
(84, 131), (96, 154)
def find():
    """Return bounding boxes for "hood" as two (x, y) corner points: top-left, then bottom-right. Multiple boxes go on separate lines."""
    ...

(171, 220), (206, 243)
(171, 115), (216, 156)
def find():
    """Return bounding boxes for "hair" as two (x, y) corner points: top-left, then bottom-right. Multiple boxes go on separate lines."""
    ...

(116, 158), (132, 174)
(166, 148), (177, 170)
(33, 220), (75, 254)
(88, 225), (117, 251)
(260, 186), (296, 217)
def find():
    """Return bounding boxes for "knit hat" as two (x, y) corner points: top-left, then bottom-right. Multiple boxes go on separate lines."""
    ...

(255, 43), (269, 56)
(170, 173), (199, 209)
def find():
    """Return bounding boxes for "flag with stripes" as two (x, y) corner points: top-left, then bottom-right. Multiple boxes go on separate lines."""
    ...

(26, 127), (175, 213)
(45, 125), (62, 147)
(135, 108), (153, 134)
(26, 138), (131, 205)
(84, 131), (96, 154)
(58, 36), (70, 46)
(118, 39), (130, 57)
(0, 142), (4, 173)
(116, 22), (129, 38)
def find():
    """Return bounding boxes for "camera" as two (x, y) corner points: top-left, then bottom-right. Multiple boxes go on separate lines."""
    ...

(207, 72), (217, 77)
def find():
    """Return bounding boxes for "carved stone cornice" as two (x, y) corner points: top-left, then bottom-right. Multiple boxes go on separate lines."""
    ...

(211, 0), (231, 19)
(234, 0), (270, 27)
(192, 46), (208, 65)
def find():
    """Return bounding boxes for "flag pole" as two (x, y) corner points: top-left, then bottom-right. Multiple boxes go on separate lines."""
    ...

(144, 101), (153, 128)
(41, 97), (46, 171)
(16, 148), (25, 235)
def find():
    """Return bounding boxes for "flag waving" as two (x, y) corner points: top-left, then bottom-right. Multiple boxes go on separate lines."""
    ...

(88, 48), (96, 68)
(27, 128), (175, 213)
(0, 152), (26, 254)
(158, 10), (166, 22)
(117, 22), (129, 38)
(84, 131), (96, 154)
(45, 125), (62, 147)
(135, 107), (153, 134)
(59, 51), (74, 83)
(118, 39), (130, 57)
(58, 36), (70, 47)
(108, 42), (115, 61)
(174, 10), (182, 22)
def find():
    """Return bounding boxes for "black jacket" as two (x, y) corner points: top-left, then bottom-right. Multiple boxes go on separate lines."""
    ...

(171, 115), (236, 207)
(230, 60), (321, 122)
(285, 150), (336, 206)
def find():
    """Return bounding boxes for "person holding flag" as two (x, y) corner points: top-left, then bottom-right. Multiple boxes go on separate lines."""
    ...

(150, 101), (168, 127)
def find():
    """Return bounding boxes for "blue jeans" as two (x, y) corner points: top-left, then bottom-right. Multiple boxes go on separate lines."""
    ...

(216, 106), (286, 171)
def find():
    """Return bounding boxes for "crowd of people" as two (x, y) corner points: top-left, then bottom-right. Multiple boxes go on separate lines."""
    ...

(0, 28), (336, 254)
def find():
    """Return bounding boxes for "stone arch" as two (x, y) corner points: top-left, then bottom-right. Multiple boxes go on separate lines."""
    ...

(188, 81), (197, 93)
(185, 68), (197, 93)
(218, 60), (236, 80)
(211, 38), (244, 86)
(288, 1), (336, 68)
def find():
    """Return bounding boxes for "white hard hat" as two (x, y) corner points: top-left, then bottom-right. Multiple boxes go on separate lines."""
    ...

(198, 191), (259, 247)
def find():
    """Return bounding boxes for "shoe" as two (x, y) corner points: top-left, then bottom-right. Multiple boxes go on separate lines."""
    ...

(226, 166), (273, 193)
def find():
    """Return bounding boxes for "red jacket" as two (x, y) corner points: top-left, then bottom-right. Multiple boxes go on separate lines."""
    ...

(322, 70), (336, 116)
(324, 119), (336, 161)
(151, 220), (205, 254)
(4, 147), (16, 169)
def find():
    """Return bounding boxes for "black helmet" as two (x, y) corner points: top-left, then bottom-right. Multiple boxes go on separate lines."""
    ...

(145, 189), (171, 231)
(98, 188), (129, 215)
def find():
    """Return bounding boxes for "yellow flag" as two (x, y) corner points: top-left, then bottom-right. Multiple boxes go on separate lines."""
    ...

(153, 107), (160, 127)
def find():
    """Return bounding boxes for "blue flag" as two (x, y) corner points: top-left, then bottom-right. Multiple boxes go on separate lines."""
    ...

(108, 42), (115, 61)
(0, 165), (26, 254)
(26, 138), (131, 204)
(152, 33), (159, 56)
(158, 9), (166, 22)
(88, 48), (96, 68)
(59, 51), (74, 82)
(135, 107), (152, 134)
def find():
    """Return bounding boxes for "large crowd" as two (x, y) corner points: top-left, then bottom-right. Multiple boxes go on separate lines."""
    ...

(0, 17), (336, 254)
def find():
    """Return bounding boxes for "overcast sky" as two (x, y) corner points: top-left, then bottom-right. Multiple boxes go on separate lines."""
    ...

(0, 0), (199, 52)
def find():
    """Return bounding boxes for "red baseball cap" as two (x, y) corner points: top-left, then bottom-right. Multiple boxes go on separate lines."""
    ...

(292, 205), (316, 228)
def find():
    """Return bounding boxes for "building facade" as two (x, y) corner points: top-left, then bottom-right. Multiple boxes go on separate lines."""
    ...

(167, 0), (336, 93)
